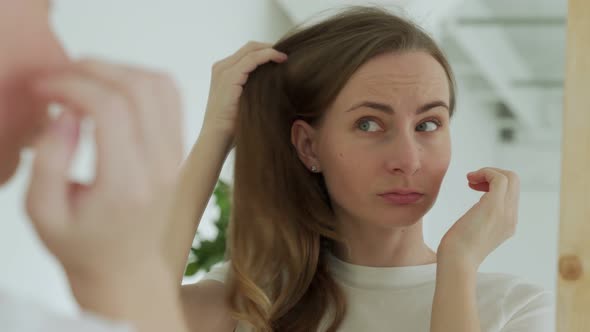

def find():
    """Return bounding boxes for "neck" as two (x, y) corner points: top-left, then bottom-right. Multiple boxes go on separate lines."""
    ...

(332, 216), (437, 267)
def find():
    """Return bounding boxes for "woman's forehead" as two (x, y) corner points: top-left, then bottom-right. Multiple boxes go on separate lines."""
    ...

(353, 53), (447, 84)
(340, 55), (450, 104)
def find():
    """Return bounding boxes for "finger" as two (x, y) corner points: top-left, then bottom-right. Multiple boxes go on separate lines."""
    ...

(215, 41), (276, 71)
(471, 167), (520, 209)
(32, 69), (143, 189)
(467, 168), (508, 203)
(490, 168), (521, 225)
(487, 168), (520, 203)
(469, 168), (520, 238)
(230, 48), (289, 85)
(26, 110), (80, 235)
(468, 181), (489, 192)
(232, 41), (275, 62)
(74, 60), (184, 170)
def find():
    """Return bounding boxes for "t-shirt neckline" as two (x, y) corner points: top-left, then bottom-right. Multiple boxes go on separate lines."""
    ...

(326, 252), (438, 289)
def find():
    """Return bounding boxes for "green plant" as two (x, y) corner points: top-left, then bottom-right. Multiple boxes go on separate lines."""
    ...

(184, 179), (231, 276)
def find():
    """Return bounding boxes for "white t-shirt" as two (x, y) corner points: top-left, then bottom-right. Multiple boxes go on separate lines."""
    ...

(0, 290), (133, 332)
(202, 254), (555, 332)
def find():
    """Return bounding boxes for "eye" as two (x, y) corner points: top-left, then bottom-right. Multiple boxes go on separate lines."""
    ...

(416, 120), (441, 132)
(356, 118), (383, 132)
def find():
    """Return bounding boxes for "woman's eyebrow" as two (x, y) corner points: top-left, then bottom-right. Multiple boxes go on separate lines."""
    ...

(345, 100), (449, 115)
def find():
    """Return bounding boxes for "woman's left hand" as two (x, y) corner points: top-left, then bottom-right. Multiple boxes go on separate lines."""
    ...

(437, 167), (521, 271)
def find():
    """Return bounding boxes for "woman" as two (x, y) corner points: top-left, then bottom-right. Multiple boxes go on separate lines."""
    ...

(168, 6), (554, 332)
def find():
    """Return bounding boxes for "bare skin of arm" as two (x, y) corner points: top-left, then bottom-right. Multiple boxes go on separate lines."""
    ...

(162, 43), (287, 331)
(431, 254), (480, 332)
(166, 127), (233, 284)
(165, 42), (288, 284)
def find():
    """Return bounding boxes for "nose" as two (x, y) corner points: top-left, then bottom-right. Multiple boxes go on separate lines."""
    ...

(385, 129), (421, 176)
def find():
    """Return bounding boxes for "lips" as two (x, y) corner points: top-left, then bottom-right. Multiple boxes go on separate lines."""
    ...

(380, 188), (423, 195)
(378, 189), (424, 205)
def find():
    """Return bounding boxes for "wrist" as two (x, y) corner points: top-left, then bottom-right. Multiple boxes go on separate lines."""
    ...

(67, 260), (187, 331)
(66, 258), (177, 309)
(432, 256), (481, 332)
(436, 249), (479, 276)
(198, 124), (234, 153)
(200, 119), (234, 139)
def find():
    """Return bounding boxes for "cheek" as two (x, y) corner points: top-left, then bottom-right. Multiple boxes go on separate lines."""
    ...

(321, 136), (365, 176)
(319, 139), (375, 202)
(425, 140), (451, 184)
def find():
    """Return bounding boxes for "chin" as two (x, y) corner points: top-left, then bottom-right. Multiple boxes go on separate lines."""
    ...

(372, 204), (430, 228)
(383, 216), (424, 228)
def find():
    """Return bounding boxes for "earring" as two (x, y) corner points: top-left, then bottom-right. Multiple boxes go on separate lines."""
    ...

(311, 165), (318, 173)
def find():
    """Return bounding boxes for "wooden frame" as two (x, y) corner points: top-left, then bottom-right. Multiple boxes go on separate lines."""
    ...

(557, 0), (590, 330)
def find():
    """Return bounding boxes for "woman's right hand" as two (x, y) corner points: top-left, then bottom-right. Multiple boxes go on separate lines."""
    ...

(202, 41), (287, 138)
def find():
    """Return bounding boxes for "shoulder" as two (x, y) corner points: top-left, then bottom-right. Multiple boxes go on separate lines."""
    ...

(476, 272), (555, 331)
(476, 272), (553, 305)
(181, 261), (237, 332)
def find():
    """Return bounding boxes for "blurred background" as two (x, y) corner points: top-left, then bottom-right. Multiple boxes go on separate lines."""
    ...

(0, 0), (566, 315)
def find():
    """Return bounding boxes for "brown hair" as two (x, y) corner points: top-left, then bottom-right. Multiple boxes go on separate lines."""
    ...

(226, 6), (456, 331)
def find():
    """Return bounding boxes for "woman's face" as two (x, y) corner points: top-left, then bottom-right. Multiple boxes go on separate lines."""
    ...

(294, 51), (452, 230)
(0, 0), (69, 185)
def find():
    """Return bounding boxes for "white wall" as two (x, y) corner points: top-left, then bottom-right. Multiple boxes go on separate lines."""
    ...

(0, 0), (293, 315)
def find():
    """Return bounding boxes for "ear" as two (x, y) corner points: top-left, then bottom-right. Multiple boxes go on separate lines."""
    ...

(291, 119), (321, 172)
